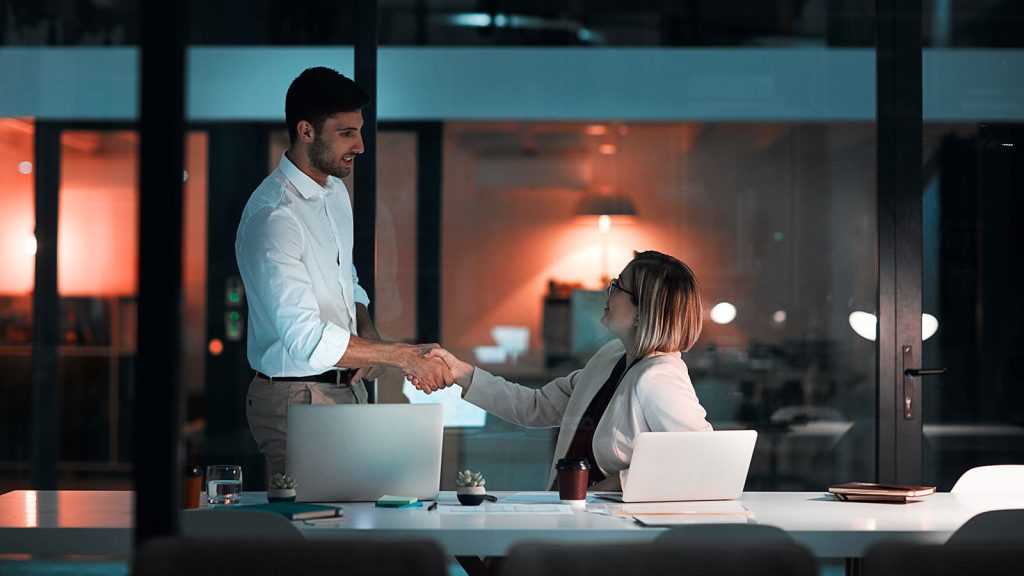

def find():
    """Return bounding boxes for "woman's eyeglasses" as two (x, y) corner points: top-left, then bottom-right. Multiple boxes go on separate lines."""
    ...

(608, 277), (636, 299)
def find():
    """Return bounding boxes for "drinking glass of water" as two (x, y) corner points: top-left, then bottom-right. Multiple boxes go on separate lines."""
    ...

(206, 464), (243, 505)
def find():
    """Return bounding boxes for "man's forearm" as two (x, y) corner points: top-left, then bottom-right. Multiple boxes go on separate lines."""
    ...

(335, 336), (420, 371)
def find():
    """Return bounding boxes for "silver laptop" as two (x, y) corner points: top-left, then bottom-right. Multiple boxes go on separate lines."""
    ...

(286, 404), (444, 502)
(598, 430), (757, 502)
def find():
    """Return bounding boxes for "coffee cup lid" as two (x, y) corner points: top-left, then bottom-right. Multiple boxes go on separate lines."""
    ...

(556, 458), (589, 470)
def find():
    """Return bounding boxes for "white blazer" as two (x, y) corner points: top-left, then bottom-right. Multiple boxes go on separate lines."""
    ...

(461, 339), (712, 489)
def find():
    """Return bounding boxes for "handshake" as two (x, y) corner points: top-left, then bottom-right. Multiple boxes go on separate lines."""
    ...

(402, 345), (474, 394)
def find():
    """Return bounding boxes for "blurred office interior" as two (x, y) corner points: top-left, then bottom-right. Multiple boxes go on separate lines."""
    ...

(0, 0), (1022, 500)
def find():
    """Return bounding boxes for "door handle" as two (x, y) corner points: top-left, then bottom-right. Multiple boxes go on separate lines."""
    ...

(901, 345), (946, 420)
(903, 368), (946, 377)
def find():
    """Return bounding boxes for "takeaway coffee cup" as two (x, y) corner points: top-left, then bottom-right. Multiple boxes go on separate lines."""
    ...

(556, 458), (589, 504)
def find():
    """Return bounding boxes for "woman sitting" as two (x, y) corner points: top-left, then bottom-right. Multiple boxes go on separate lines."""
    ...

(428, 250), (712, 491)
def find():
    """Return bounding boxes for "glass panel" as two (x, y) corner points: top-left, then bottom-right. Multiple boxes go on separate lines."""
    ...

(376, 1), (876, 47)
(375, 131), (418, 345)
(439, 121), (877, 490)
(182, 131), (209, 465)
(922, 120), (1024, 489)
(0, 117), (35, 490)
(57, 129), (138, 488)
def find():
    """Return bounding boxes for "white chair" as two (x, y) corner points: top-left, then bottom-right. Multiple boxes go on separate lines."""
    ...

(950, 465), (1024, 495)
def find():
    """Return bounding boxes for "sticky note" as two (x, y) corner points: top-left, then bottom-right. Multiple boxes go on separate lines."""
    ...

(376, 495), (420, 508)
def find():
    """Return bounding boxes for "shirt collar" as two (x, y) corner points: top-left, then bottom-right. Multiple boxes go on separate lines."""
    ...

(278, 152), (333, 200)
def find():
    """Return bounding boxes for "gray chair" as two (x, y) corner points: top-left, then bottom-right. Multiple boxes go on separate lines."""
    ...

(133, 538), (448, 576)
(180, 509), (304, 540)
(946, 509), (1024, 545)
(499, 540), (816, 576)
(865, 542), (1024, 576)
(654, 523), (795, 546)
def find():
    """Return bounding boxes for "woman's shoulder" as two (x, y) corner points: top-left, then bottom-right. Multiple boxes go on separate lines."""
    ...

(633, 352), (691, 386)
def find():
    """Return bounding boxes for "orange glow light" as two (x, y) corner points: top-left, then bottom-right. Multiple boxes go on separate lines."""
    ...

(598, 144), (617, 155)
(208, 339), (224, 356)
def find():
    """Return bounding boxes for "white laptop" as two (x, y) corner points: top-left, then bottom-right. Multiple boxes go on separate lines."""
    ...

(597, 430), (757, 502)
(286, 404), (444, 502)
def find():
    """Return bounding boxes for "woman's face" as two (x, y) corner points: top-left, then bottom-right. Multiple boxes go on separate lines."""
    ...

(601, 262), (640, 339)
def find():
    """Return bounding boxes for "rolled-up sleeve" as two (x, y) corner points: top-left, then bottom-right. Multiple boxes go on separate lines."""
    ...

(351, 264), (370, 307)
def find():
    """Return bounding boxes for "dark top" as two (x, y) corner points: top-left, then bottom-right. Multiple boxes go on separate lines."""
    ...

(559, 353), (638, 486)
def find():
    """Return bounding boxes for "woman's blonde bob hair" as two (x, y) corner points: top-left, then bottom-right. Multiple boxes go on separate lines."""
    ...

(630, 250), (703, 358)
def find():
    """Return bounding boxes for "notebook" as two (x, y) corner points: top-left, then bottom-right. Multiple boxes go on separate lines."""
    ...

(829, 482), (935, 503)
(286, 404), (444, 502)
(595, 430), (757, 503)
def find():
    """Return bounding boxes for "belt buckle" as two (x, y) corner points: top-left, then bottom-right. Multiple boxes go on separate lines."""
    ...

(332, 369), (353, 388)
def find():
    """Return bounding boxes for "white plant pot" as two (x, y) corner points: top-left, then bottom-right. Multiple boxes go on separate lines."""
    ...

(457, 486), (486, 506)
(267, 488), (296, 502)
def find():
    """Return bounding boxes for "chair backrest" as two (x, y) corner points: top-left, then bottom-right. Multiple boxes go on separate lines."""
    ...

(950, 465), (1024, 495)
(500, 541), (816, 576)
(654, 523), (795, 546)
(865, 542), (1024, 576)
(946, 509), (1024, 545)
(180, 509), (303, 540)
(133, 537), (448, 576)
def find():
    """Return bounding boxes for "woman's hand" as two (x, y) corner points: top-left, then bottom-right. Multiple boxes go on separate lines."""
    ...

(588, 475), (623, 492)
(424, 347), (475, 387)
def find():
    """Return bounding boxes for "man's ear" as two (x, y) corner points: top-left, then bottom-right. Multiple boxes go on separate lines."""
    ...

(296, 120), (315, 143)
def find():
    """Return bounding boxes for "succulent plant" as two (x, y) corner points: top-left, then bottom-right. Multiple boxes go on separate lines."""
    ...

(269, 473), (296, 490)
(456, 469), (486, 488)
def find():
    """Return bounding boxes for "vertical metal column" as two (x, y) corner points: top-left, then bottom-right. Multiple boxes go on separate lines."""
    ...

(416, 123), (443, 344)
(876, 0), (923, 484)
(30, 123), (60, 490)
(135, 0), (186, 544)
(354, 0), (379, 308)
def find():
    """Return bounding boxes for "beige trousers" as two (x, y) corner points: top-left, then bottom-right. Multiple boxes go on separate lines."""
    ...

(246, 375), (367, 478)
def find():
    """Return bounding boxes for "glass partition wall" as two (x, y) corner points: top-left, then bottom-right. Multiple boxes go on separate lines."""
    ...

(428, 121), (877, 489)
(2, 0), (1021, 500)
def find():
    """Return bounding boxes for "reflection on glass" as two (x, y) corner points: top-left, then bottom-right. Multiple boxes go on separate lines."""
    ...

(436, 121), (878, 490)
(922, 122), (1024, 489)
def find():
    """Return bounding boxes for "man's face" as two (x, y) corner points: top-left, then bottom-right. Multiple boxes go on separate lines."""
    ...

(308, 110), (364, 179)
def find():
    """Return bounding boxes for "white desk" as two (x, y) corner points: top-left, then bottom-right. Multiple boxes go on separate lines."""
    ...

(2, 490), (1022, 558)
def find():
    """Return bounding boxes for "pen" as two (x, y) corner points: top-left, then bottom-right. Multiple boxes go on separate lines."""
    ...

(483, 494), (498, 502)
(427, 501), (438, 511)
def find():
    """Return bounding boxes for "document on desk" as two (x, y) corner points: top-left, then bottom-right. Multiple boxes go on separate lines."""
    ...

(502, 492), (603, 504)
(611, 501), (753, 525)
(437, 504), (575, 515)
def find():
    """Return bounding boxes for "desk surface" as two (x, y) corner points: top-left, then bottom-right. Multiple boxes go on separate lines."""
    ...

(3, 490), (1023, 557)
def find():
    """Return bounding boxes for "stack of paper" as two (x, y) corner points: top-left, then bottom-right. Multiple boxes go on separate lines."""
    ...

(611, 501), (753, 526)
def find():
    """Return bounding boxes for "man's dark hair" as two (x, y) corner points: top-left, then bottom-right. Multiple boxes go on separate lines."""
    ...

(285, 67), (370, 144)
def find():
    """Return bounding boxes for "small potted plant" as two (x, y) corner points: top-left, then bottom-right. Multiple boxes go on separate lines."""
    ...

(267, 473), (297, 502)
(456, 469), (487, 506)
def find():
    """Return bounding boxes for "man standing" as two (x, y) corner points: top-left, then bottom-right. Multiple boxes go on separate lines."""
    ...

(236, 67), (452, 476)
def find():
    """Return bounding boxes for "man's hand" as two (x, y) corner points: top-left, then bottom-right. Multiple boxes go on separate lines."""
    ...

(403, 354), (454, 394)
(424, 347), (474, 386)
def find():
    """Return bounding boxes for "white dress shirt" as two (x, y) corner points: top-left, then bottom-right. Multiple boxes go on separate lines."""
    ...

(235, 153), (370, 377)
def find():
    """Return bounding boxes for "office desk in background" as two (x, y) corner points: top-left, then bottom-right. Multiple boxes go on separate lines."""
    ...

(2, 490), (1023, 558)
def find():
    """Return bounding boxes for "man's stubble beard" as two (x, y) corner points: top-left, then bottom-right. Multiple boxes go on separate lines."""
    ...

(309, 135), (351, 179)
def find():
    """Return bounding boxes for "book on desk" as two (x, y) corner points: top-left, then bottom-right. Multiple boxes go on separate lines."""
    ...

(238, 502), (343, 520)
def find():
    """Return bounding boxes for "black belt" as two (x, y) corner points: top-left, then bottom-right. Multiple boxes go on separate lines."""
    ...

(255, 370), (354, 385)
